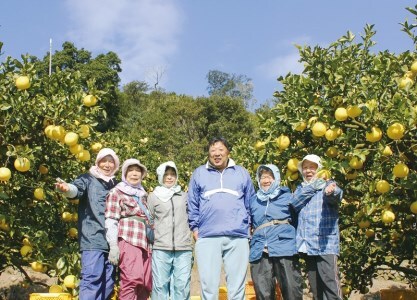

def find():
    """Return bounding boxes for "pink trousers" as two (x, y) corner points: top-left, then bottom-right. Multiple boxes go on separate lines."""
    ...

(118, 239), (152, 300)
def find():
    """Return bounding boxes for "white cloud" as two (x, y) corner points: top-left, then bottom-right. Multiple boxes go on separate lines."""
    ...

(257, 52), (304, 79)
(64, 0), (183, 86)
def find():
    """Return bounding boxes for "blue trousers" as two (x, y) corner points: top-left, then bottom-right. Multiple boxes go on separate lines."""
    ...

(195, 236), (249, 300)
(79, 250), (114, 300)
(151, 249), (193, 300)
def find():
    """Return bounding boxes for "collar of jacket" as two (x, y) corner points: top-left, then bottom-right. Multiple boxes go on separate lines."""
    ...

(205, 158), (236, 170)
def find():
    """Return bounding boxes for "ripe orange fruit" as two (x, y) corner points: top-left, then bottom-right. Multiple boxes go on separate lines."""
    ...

(15, 76), (31, 90)
(335, 107), (348, 121)
(326, 147), (338, 158)
(311, 122), (327, 137)
(276, 135), (290, 150)
(393, 163), (409, 178)
(382, 146), (393, 156)
(387, 123), (405, 140)
(64, 275), (76, 289)
(0, 167), (11, 181)
(34, 188), (45, 200)
(410, 201), (417, 214)
(349, 157), (364, 169)
(64, 132), (79, 146)
(77, 150), (91, 162)
(254, 141), (266, 151)
(294, 121), (307, 131)
(376, 180), (390, 194)
(68, 227), (78, 238)
(287, 158), (299, 172)
(347, 105), (362, 118)
(91, 142), (103, 153)
(83, 95), (97, 107)
(20, 245), (33, 257)
(14, 157), (30, 172)
(381, 210), (395, 224)
(365, 127), (382, 143)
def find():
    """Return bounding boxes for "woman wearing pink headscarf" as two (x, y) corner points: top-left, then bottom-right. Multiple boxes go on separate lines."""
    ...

(105, 158), (152, 300)
(56, 148), (120, 300)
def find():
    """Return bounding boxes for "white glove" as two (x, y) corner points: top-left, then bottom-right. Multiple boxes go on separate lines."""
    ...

(310, 178), (326, 190)
(108, 244), (120, 265)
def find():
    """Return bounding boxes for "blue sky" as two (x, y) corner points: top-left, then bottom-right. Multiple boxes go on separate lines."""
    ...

(1, 1), (416, 109)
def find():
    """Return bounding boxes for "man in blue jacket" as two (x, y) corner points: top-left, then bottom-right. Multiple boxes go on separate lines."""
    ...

(188, 137), (255, 300)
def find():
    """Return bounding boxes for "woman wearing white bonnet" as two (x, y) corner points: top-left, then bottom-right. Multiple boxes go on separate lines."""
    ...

(147, 161), (193, 300)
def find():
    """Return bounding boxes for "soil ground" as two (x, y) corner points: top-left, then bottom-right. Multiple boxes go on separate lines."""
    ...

(0, 265), (412, 300)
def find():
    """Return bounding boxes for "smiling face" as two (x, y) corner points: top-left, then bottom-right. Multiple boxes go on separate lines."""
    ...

(97, 155), (116, 177)
(125, 165), (143, 186)
(302, 160), (318, 182)
(163, 167), (177, 188)
(259, 170), (275, 192)
(208, 141), (230, 171)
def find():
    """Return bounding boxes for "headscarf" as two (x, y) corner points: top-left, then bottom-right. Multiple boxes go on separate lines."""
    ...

(89, 148), (120, 182)
(153, 161), (182, 202)
(256, 164), (281, 202)
(116, 158), (147, 197)
(297, 154), (323, 186)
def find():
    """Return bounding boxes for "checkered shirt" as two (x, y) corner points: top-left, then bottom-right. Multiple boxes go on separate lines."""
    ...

(105, 188), (150, 250)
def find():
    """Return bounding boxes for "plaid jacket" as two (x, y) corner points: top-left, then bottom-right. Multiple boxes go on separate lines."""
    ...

(105, 188), (150, 250)
(291, 180), (343, 255)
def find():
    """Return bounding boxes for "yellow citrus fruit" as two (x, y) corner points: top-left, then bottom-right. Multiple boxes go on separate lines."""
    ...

(254, 141), (266, 151)
(253, 163), (260, 173)
(316, 169), (331, 180)
(358, 220), (370, 229)
(68, 227), (78, 238)
(69, 144), (84, 155)
(15, 76), (31, 90)
(34, 188), (45, 200)
(334, 107), (348, 121)
(31, 261), (44, 272)
(63, 275), (76, 289)
(64, 132), (79, 146)
(294, 121), (307, 131)
(62, 212), (73, 222)
(365, 127), (382, 143)
(79, 125), (90, 138)
(326, 147), (338, 158)
(72, 212), (79, 222)
(49, 285), (63, 293)
(77, 150), (91, 162)
(276, 135), (290, 150)
(376, 180), (390, 194)
(410, 201), (417, 214)
(91, 142), (103, 153)
(287, 158), (299, 172)
(38, 165), (49, 175)
(365, 229), (375, 238)
(349, 157), (364, 169)
(381, 210), (395, 224)
(14, 157), (30, 172)
(22, 238), (31, 246)
(51, 125), (66, 141)
(20, 245), (33, 257)
(411, 61), (417, 73)
(393, 163), (409, 178)
(83, 95), (97, 107)
(399, 77), (414, 89)
(387, 122), (405, 140)
(311, 122), (327, 137)
(44, 125), (55, 139)
(382, 146), (393, 156)
(0, 167), (11, 181)
(324, 129), (338, 141)
(347, 105), (362, 118)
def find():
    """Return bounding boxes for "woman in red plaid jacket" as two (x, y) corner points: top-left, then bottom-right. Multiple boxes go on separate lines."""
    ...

(105, 158), (152, 300)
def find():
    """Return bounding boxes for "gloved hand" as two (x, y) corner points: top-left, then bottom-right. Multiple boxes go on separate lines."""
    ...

(310, 178), (326, 190)
(108, 244), (120, 265)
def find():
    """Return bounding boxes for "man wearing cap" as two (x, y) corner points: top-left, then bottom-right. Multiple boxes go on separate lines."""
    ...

(188, 137), (255, 300)
(291, 154), (343, 300)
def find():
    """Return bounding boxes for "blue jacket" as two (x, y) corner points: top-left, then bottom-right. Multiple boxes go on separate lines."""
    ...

(249, 164), (297, 262)
(291, 180), (342, 255)
(187, 158), (255, 238)
(71, 174), (117, 252)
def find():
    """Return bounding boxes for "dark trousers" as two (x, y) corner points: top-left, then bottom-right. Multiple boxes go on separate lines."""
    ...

(305, 254), (342, 300)
(250, 252), (303, 300)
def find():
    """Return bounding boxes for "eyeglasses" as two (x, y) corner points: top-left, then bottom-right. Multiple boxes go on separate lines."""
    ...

(260, 175), (274, 180)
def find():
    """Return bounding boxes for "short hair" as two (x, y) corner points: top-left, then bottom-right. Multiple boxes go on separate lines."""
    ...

(258, 166), (274, 178)
(208, 137), (231, 152)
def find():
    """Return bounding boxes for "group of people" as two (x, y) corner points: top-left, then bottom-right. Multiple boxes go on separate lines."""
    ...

(55, 137), (343, 300)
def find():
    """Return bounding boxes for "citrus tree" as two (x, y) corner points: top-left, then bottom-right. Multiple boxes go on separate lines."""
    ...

(0, 43), (121, 296)
(233, 16), (417, 297)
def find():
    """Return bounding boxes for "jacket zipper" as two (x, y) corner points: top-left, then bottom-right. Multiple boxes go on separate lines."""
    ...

(170, 197), (175, 251)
